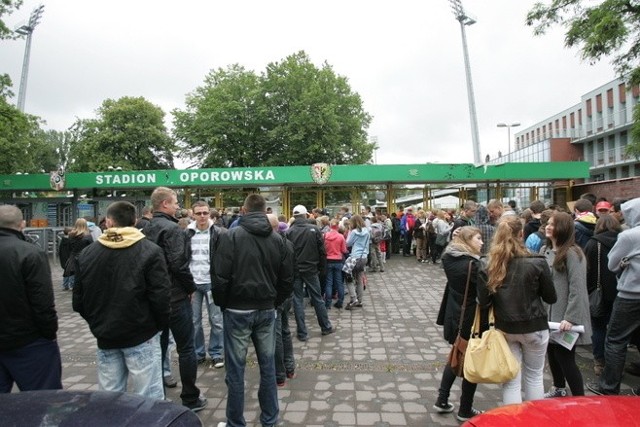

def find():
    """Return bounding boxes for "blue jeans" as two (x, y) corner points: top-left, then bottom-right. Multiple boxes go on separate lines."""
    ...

(599, 297), (640, 394)
(223, 309), (278, 427)
(192, 283), (224, 360)
(324, 261), (344, 307)
(275, 297), (295, 384)
(0, 338), (62, 393)
(160, 298), (200, 405)
(97, 332), (163, 400)
(63, 275), (75, 290)
(293, 272), (333, 340)
(162, 332), (175, 377)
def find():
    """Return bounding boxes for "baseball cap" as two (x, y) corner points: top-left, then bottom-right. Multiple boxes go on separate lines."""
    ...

(595, 201), (612, 212)
(293, 205), (308, 215)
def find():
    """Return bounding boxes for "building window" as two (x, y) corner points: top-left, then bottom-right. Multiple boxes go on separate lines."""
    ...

(609, 168), (617, 180)
(621, 165), (630, 178)
(597, 139), (605, 165)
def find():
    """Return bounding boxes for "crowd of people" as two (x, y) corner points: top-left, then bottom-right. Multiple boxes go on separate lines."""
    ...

(432, 193), (640, 422)
(1, 189), (638, 426)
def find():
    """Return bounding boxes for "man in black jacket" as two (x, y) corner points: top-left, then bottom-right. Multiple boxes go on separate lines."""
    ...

(144, 187), (206, 412)
(73, 201), (170, 399)
(286, 205), (334, 341)
(212, 194), (293, 427)
(0, 205), (62, 393)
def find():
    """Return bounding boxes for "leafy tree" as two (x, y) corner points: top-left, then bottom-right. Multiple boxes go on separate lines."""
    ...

(68, 96), (176, 172)
(261, 51), (373, 166)
(173, 51), (373, 168)
(526, 0), (640, 157)
(174, 65), (265, 168)
(0, 96), (48, 174)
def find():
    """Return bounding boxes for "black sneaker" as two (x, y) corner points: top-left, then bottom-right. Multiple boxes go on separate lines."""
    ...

(333, 302), (343, 309)
(322, 327), (336, 336)
(544, 386), (568, 398)
(432, 401), (454, 414)
(184, 396), (208, 413)
(586, 382), (606, 396)
(345, 301), (358, 310)
(626, 361), (640, 377)
(456, 407), (483, 422)
(213, 358), (224, 369)
(632, 386), (640, 396)
(163, 375), (177, 388)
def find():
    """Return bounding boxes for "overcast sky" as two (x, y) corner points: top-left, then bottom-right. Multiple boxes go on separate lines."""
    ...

(0, 0), (617, 167)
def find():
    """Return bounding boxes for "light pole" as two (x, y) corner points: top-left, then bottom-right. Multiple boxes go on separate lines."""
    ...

(449, 0), (481, 165)
(496, 122), (520, 161)
(15, 4), (44, 112)
(371, 135), (379, 164)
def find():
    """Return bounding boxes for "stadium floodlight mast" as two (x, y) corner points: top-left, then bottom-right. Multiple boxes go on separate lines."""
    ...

(15, 4), (45, 112)
(448, 0), (481, 165)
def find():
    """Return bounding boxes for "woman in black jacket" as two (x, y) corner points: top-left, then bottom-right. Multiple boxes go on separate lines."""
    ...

(62, 218), (93, 290)
(479, 216), (556, 404)
(435, 226), (485, 422)
(584, 214), (622, 375)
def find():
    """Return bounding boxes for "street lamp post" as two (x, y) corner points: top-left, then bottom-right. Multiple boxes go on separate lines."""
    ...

(449, 0), (481, 165)
(15, 4), (44, 112)
(496, 122), (521, 161)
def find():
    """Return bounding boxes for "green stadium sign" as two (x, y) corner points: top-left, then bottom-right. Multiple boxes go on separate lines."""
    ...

(0, 162), (589, 191)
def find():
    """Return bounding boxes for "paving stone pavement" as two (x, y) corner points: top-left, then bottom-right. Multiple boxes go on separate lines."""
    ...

(50, 254), (640, 426)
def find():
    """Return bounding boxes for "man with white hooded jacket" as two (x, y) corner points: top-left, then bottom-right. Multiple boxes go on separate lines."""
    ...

(588, 197), (640, 396)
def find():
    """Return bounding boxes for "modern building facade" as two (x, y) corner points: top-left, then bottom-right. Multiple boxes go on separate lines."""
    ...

(508, 77), (640, 201)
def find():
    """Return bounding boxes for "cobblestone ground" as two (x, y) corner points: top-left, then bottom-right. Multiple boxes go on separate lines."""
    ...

(50, 254), (640, 426)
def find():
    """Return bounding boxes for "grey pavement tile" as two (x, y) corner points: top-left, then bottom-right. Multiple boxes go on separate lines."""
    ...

(46, 254), (640, 426)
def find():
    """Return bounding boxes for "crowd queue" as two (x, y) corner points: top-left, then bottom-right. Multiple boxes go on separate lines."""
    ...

(1, 187), (639, 426)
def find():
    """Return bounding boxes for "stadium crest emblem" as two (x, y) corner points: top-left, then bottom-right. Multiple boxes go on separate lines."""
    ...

(50, 168), (65, 191)
(310, 163), (331, 185)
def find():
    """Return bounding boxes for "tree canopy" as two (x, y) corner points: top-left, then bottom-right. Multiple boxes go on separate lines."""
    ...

(527, 0), (640, 158)
(0, 96), (54, 174)
(173, 51), (373, 168)
(67, 96), (175, 172)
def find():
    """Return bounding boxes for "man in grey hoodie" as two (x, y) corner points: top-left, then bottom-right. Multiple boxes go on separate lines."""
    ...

(588, 197), (640, 396)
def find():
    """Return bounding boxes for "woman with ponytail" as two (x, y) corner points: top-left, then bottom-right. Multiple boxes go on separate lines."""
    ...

(479, 216), (556, 404)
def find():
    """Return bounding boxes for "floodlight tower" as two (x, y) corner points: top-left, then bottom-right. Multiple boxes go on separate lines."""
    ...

(15, 4), (45, 112)
(449, 0), (481, 165)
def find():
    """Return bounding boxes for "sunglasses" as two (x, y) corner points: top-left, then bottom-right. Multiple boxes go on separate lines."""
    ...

(193, 212), (209, 216)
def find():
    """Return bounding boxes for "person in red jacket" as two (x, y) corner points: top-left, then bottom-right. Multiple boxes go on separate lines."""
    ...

(324, 219), (348, 309)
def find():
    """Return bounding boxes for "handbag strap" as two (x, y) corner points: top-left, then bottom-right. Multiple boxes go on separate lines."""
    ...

(597, 242), (601, 290)
(456, 261), (474, 333)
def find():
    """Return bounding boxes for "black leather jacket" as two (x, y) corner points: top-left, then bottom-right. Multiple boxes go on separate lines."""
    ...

(144, 212), (196, 302)
(477, 255), (557, 334)
(0, 228), (58, 351)
(285, 217), (327, 276)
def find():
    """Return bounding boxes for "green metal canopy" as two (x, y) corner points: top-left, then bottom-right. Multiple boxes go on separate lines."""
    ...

(1, 162), (588, 192)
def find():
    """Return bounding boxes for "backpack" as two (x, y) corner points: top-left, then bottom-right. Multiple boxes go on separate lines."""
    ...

(383, 221), (392, 240)
(406, 215), (416, 231)
(426, 220), (436, 236)
(370, 223), (384, 244)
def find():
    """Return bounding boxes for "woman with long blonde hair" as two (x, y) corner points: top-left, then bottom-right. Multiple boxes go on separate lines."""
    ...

(434, 226), (485, 421)
(62, 218), (94, 290)
(479, 216), (556, 404)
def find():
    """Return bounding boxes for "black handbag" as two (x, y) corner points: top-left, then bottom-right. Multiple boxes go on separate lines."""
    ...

(589, 242), (604, 318)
